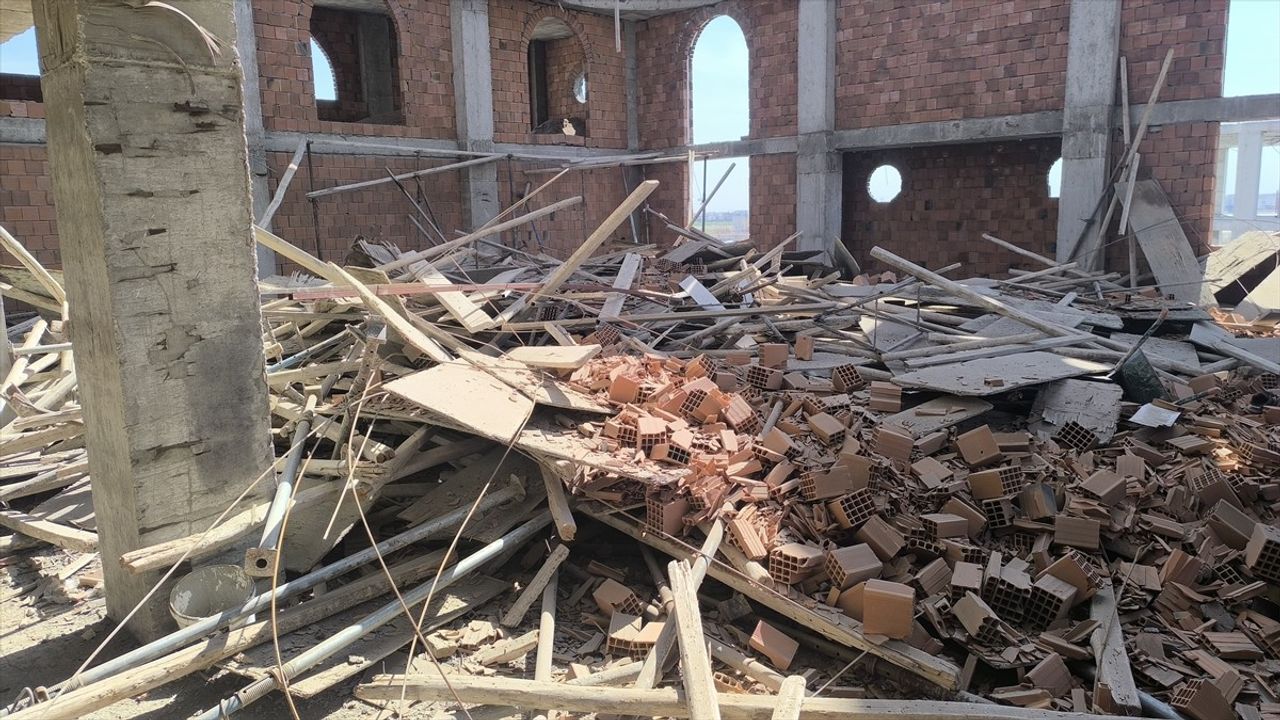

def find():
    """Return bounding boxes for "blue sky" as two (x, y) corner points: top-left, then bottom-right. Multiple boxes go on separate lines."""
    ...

(2, 3), (1277, 211)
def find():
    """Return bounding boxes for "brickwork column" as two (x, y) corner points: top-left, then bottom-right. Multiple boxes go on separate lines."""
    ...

(1056, 0), (1121, 269)
(32, 0), (274, 640)
(794, 0), (841, 260)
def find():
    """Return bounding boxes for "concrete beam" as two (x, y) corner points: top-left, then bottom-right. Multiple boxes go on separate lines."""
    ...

(1134, 93), (1280, 126)
(690, 136), (797, 157)
(794, 0), (840, 258)
(0, 116), (45, 144)
(830, 110), (1065, 151)
(1056, 0), (1122, 268)
(451, 0), (499, 229)
(32, 0), (274, 639)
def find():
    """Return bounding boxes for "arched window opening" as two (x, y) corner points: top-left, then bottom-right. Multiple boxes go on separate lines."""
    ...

(0, 27), (43, 103)
(311, 41), (338, 103)
(1047, 157), (1063, 199)
(310, 0), (403, 124)
(690, 16), (749, 241)
(868, 165), (902, 203)
(529, 18), (588, 137)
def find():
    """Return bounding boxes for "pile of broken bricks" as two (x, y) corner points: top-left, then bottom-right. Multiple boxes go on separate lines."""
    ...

(556, 328), (1280, 718)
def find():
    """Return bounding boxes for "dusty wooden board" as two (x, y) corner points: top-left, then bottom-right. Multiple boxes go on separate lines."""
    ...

(397, 447), (542, 538)
(1014, 299), (1123, 331)
(221, 575), (508, 698)
(1030, 379), (1124, 442)
(881, 397), (993, 438)
(1109, 333), (1201, 372)
(506, 344), (602, 370)
(1119, 179), (1206, 304)
(408, 260), (494, 333)
(31, 477), (94, 530)
(975, 313), (1083, 339)
(678, 275), (726, 311)
(384, 362), (534, 443)
(1203, 230), (1279, 300)
(601, 252), (642, 320)
(1237, 264), (1280, 320)
(459, 351), (611, 414)
(893, 352), (1110, 396)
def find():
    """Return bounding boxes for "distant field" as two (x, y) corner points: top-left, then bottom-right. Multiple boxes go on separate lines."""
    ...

(696, 220), (749, 242)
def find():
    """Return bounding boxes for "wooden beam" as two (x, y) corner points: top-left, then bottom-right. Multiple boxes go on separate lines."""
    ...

(1088, 587), (1141, 714)
(260, 138), (307, 227)
(305, 154), (501, 199)
(669, 559), (721, 720)
(322, 263), (452, 363)
(355, 674), (1132, 720)
(539, 464), (577, 542)
(0, 510), (97, 553)
(501, 543), (570, 627)
(771, 676), (807, 720)
(601, 252), (642, 320)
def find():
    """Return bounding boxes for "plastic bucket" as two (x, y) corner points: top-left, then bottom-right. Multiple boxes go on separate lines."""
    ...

(169, 564), (256, 629)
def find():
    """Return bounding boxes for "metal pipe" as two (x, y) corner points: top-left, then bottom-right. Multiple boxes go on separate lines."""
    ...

(688, 161), (736, 229)
(194, 511), (552, 719)
(256, 396), (315, 556)
(48, 480), (524, 697)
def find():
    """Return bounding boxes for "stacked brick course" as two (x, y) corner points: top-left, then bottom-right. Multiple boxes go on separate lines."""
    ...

(495, 160), (629, 258)
(0, 144), (57, 266)
(841, 139), (1062, 277)
(0, 74), (42, 119)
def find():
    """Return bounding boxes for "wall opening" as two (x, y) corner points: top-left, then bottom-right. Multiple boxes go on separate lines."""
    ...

(0, 27), (42, 103)
(1212, 122), (1280, 244)
(309, 0), (403, 124)
(867, 165), (902, 203)
(1047, 158), (1062, 199)
(528, 18), (588, 137)
(690, 15), (749, 241)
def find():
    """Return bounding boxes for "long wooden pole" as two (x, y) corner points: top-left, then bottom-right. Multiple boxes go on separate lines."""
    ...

(354, 674), (1134, 720)
(305, 155), (501, 199)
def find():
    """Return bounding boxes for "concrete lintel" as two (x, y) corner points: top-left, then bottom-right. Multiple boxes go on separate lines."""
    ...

(490, 142), (630, 160)
(831, 110), (1065, 151)
(263, 130), (461, 156)
(1133, 93), (1280, 127)
(0, 116), (46, 143)
(690, 136), (798, 158)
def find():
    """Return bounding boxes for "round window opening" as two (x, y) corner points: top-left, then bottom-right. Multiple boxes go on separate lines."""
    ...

(868, 165), (902, 203)
(573, 73), (588, 104)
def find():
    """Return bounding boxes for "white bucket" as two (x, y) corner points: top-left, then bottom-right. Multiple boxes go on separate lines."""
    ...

(169, 564), (256, 629)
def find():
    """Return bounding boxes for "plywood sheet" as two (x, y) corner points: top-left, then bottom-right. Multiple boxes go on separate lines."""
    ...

(385, 362), (533, 443)
(506, 344), (602, 370)
(881, 397), (993, 437)
(1110, 333), (1201, 372)
(1203, 230), (1280, 299)
(1030, 379), (1124, 442)
(1119, 179), (1206, 304)
(892, 352), (1110, 396)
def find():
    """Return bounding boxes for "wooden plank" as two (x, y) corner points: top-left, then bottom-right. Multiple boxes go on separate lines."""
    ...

(471, 629), (540, 666)
(260, 138), (307, 227)
(405, 260), (495, 334)
(306, 154), (500, 199)
(669, 560), (721, 720)
(356, 674), (1131, 720)
(323, 263), (453, 362)
(501, 543), (571, 627)
(772, 676), (807, 720)
(679, 275), (726, 311)
(506, 180), (659, 320)
(0, 509), (97, 552)
(892, 351), (1110, 396)
(506, 344), (602, 370)
(587, 505), (960, 691)
(540, 464), (577, 541)
(384, 362), (533, 443)
(601, 252), (642, 320)
(1117, 179), (1206, 303)
(1088, 586), (1141, 714)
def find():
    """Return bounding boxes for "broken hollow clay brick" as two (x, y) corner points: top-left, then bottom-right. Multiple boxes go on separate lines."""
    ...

(749, 620), (799, 670)
(861, 579), (914, 640)
(956, 425), (1004, 467)
(826, 543), (883, 590)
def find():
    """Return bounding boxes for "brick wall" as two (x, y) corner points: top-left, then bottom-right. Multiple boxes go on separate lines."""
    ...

(0, 144), (57, 267)
(0, 74), (42, 119)
(310, 7), (379, 123)
(252, 0), (455, 138)
(1121, 0), (1226, 102)
(544, 36), (586, 127)
(750, 154), (795, 248)
(836, 0), (1070, 131)
(641, 162), (689, 246)
(841, 139), (1062, 278)
(635, 0), (797, 149)
(489, 1), (627, 148)
(495, 161), (630, 257)
(263, 151), (464, 273)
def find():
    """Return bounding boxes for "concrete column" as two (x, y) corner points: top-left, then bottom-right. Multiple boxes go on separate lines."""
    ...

(794, 0), (841, 259)
(625, 20), (639, 151)
(1056, 0), (1121, 268)
(32, 0), (274, 639)
(232, 0), (276, 275)
(1233, 124), (1263, 222)
(451, 0), (499, 228)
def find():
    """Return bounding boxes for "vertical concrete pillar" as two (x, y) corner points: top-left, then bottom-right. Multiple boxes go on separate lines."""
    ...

(33, 0), (274, 639)
(1056, 0), (1121, 269)
(794, 0), (841, 259)
(624, 20), (639, 152)
(232, 0), (277, 275)
(451, 0), (499, 228)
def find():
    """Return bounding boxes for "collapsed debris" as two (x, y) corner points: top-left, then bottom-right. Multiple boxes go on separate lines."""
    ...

(1, 188), (1279, 719)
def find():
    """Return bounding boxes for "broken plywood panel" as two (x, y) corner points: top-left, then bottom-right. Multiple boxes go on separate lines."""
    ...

(893, 352), (1110, 396)
(1030, 379), (1124, 443)
(1110, 333), (1201, 372)
(1119, 179), (1206, 304)
(385, 362), (533, 443)
(881, 397), (993, 438)
(506, 344), (602, 370)
(1237, 264), (1279, 321)
(1203, 230), (1279, 301)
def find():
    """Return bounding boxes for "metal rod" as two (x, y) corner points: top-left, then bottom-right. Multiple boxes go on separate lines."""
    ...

(193, 511), (552, 719)
(257, 397), (315, 555)
(51, 481), (525, 696)
(689, 160), (735, 230)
